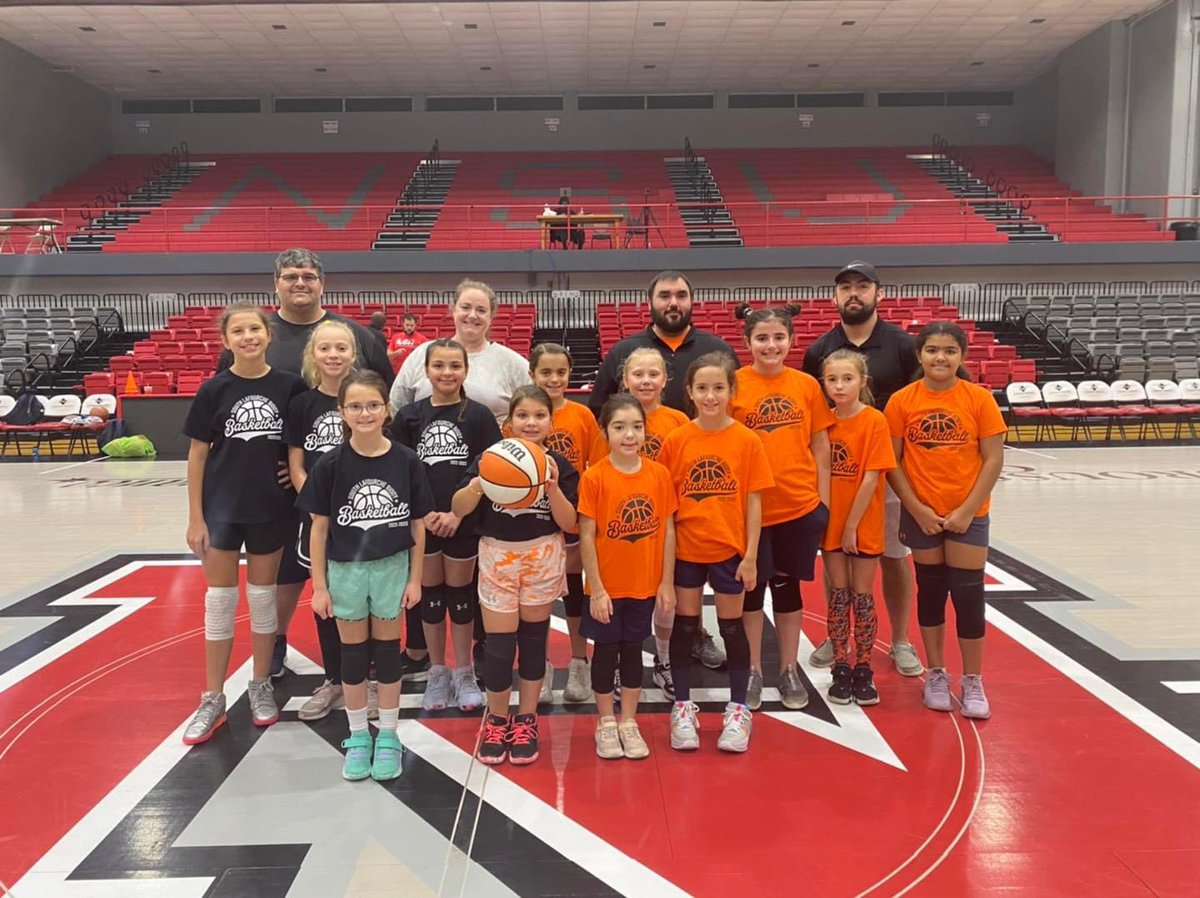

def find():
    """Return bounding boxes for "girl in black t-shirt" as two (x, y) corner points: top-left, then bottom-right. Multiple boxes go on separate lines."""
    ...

(182, 303), (306, 746)
(391, 339), (501, 715)
(298, 371), (432, 781)
(452, 385), (578, 767)
(283, 319), (356, 721)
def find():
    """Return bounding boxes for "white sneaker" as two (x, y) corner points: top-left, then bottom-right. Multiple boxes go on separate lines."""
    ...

(594, 715), (623, 759)
(669, 701), (700, 751)
(564, 657), (593, 703)
(538, 660), (555, 705)
(717, 702), (752, 753)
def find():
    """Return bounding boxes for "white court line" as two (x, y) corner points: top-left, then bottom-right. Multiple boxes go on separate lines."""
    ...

(35, 455), (109, 475)
(1003, 444), (1057, 460)
(1163, 681), (1200, 695)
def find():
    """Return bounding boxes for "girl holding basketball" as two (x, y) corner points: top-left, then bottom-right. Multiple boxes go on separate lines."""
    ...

(452, 385), (579, 765)
(820, 349), (896, 705)
(299, 370), (433, 780)
(657, 353), (773, 753)
(620, 346), (689, 698)
(391, 339), (501, 713)
(528, 342), (601, 704)
(183, 302), (307, 745)
(885, 322), (1005, 719)
(730, 305), (833, 712)
(578, 394), (677, 759)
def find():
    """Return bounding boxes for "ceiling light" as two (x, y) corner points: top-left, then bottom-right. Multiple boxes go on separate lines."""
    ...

(970, 61), (984, 66)
(653, 21), (666, 27)
(147, 68), (161, 74)
(841, 20), (856, 26)
(314, 67), (326, 72)
(644, 64), (656, 69)
(480, 65), (491, 71)
(78, 26), (96, 32)
(272, 24), (287, 30)
(1030, 18), (1046, 24)
(464, 23), (478, 29)
(807, 63), (820, 68)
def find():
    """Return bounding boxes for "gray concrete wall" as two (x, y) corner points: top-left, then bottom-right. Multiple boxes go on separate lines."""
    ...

(1053, 22), (1127, 200)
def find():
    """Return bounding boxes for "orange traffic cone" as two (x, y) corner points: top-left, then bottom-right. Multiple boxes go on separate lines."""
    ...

(124, 370), (139, 395)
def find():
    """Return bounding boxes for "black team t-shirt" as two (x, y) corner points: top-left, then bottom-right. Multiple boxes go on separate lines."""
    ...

(287, 389), (343, 473)
(297, 440), (434, 563)
(183, 368), (307, 523)
(460, 450), (579, 541)
(390, 397), (502, 511)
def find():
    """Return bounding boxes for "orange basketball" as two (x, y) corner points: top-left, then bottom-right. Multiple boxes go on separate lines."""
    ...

(88, 405), (110, 421)
(478, 438), (549, 508)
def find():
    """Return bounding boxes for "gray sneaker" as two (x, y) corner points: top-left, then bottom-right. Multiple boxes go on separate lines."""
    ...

(183, 691), (227, 745)
(778, 665), (810, 710)
(692, 629), (727, 669)
(423, 665), (452, 711)
(538, 660), (555, 705)
(247, 677), (279, 727)
(923, 668), (953, 712)
(891, 642), (925, 677)
(298, 680), (345, 721)
(746, 669), (764, 711)
(564, 657), (593, 703)
(452, 666), (483, 712)
(960, 674), (992, 719)
(809, 638), (835, 668)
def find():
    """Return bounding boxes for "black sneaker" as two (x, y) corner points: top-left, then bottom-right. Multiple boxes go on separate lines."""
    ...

(398, 652), (431, 683)
(473, 639), (486, 681)
(269, 635), (287, 680)
(477, 713), (510, 765)
(828, 663), (854, 705)
(852, 665), (879, 706)
(652, 659), (675, 701)
(508, 712), (540, 765)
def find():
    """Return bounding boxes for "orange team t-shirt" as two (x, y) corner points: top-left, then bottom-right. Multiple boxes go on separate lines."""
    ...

(657, 420), (775, 563)
(503, 400), (600, 474)
(589, 403), (691, 464)
(577, 456), (679, 599)
(884, 378), (1007, 518)
(822, 406), (897, 554)
(731, 366), (835, 526)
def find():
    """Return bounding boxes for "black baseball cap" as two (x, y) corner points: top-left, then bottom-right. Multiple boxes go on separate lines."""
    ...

(834, 260), (880, 284)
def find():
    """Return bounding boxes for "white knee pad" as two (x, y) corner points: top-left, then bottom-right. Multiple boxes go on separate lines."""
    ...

(653, 605), (675, 630)
(246, 583), (279, 635)
(204, 586), (239, 641)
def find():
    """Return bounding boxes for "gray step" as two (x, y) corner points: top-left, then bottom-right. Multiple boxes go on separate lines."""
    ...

(1007, 233), (1059, 243)
(372, 241), (428, 250)
(688, 235), (743, 247)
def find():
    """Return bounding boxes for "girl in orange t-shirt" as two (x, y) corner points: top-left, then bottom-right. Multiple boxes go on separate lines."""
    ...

(529, 342), (602, 704)
(885, 322), (1006, 721)
(820, 349), (896, 707)
(619, 345), (691, 699)
(578, 394), (677, 760)
(730, 306), (833, 714)
(658, 352), (774, 754)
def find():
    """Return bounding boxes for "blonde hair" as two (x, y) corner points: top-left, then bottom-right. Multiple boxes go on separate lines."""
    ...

(454, 278), (498, 314)
(821, 348), (874, 406)
(301, 319), (357, 387)
(620, 346), (669, 391)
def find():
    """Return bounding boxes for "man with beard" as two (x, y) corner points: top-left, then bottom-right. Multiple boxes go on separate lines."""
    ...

(588, 270), (738, 415)
(802, 260), (924, 678)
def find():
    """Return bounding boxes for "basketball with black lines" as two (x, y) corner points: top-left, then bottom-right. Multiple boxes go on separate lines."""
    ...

(682, 455), (740, 501)
(642, 432), (664, 459)
(743, 393), (805, 431)
(830, 439), (860, 478)
(907, 409), (971, 448)
(605, 493), (659, 542)
(478, 438), (549, 508)
(544, 428), (579, 466)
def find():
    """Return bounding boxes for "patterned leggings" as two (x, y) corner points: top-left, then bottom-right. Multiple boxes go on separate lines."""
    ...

(828, 587), (879, 666)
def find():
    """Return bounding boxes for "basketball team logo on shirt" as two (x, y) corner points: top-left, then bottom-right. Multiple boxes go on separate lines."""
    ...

(417, 420), (469, 466)
(606, 493), (660, 542)
(336, 479), (411, 531)
(682, 455), (740, 501)
(223, 395), (284, 441)
(495, 490), (551, 518)
(545, 428), (579, 465)
(742, 394), (806, 432)
(907, 409), (971, 449)
(643, 433), (664, 459)
(830, 440), (860, 478)
(303, 411), (343, 453)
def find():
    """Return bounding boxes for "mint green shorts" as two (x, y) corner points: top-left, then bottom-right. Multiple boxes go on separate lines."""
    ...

(327, 552), (410, 621)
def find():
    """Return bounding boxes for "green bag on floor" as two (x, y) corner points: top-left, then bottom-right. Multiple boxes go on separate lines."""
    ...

(101, 434), (157, 458)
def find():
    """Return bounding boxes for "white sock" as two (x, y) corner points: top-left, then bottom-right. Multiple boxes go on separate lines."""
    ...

(346, 706), (369, 733)
(656, 638), (670, 664)
(378, 707), (399, 732)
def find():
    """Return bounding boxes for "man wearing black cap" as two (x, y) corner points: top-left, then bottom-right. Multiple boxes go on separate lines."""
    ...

(802, 260), (924, 677)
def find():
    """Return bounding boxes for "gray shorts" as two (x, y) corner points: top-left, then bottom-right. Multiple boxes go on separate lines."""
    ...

(883, 486), (910, 560)
(898, 508), (990, 551)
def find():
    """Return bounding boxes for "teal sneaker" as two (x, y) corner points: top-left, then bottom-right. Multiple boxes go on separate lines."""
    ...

(371, 730), (404, 781)
(341, 730), (374, 780)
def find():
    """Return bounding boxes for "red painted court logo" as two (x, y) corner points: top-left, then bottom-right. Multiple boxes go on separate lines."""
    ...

(682, 455), (740, 501)
(606, 493), (660, 542)
(906, 409), (971, 448)
(742, 393), (805, 432)
(544, 428), (580, 467)
(830, 439), (860, 478)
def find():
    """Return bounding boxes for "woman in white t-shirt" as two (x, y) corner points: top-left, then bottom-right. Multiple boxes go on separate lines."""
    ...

(389, 280), (530, 424)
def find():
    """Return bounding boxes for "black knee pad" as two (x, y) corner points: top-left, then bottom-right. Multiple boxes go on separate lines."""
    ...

(447, 584), (476, 625)
(563, 572), (585, 617)
(742, 584), (766, 613)
(915, 562), (951, 628)
(948, 567), (987, 639)
(483, 631), (516, 693)
(770, 575), (803, 614)
(341, 640), (370, 685)
(590, 640), (620, 694)
(420, 583), (447, 624)
(717, 617), (750, 670)
(619, 640), (644, 690)
(516, 617), (551, 681)
(371, 638), (402, 684)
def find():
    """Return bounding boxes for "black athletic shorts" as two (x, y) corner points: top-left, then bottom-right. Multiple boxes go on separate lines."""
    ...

(277, 509), (311, 585)
(206, 519), (287, 555)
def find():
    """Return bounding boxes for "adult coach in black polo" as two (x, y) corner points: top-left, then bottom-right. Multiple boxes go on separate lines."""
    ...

(802, 261), (924, 678)
(588, 270), (737, 415)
